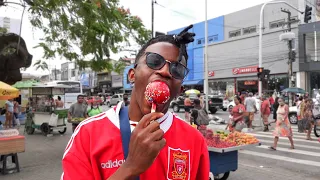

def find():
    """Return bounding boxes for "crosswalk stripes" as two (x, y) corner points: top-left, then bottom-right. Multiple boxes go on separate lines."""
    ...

(239, 125), (320, 167)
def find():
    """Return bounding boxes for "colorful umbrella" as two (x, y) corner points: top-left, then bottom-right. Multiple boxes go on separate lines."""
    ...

(185, 89), (200, 95)
(0, 81), (20, 100)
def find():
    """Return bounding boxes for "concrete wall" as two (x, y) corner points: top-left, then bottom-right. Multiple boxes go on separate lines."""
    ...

(208, 0), (301, 80)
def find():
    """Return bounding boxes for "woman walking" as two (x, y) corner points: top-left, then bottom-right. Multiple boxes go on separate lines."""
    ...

(303, 99), (314, 140)
(230, 96), (247, 132)
(269, 97), (294, 150)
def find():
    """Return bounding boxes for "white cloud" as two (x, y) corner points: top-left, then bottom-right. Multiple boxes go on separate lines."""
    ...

(1, 0), (270, 75)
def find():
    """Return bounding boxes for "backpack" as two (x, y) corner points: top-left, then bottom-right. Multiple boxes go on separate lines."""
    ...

(194, 109), (210, 126)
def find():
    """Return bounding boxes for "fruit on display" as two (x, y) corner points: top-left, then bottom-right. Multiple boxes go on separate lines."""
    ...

(204, 128), (259, 148)
(72, 117), (85, 122)
(144, 81), (170, 112)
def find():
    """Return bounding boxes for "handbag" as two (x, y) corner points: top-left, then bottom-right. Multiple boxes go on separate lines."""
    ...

(119, 106), (140, 180)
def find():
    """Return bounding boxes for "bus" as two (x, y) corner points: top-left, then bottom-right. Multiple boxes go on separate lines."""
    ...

(45, 81), (83, 108)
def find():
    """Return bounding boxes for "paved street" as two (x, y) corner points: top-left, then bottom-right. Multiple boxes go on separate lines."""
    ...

(1, 106), (320, 180)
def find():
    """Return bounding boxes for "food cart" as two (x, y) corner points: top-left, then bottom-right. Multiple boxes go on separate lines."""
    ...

(24, 84), (71, 136)
(208, 142), (261, 180)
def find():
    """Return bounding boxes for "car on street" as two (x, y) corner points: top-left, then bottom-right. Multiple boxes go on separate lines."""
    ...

(107, 94), (124, 107)
(170, 95), (222, 114)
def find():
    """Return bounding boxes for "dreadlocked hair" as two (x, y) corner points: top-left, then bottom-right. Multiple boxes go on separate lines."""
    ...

(135, 25), (196, 65)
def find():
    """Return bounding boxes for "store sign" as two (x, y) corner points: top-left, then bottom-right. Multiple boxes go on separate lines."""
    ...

(208, 71), (214, 77)
(244, 81), (257, 86)
(112, 75), (123, 88)
(32, 88), (51, 95)
(232, 66), (258, 75)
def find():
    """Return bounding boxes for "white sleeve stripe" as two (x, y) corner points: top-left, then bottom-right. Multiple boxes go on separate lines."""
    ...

(62, 111), (111, 159)
(64, 112), (107, 151)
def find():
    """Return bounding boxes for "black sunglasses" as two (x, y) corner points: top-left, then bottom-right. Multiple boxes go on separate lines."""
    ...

(135, 52), (189, 80)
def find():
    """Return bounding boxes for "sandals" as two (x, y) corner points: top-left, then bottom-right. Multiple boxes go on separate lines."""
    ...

(268, 146), (276, 151)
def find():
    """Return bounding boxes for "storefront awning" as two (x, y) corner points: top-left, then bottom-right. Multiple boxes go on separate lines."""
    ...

(183, 80), (203, 86)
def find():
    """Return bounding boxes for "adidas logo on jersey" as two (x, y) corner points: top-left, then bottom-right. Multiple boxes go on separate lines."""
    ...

(101, 159), (125, 169)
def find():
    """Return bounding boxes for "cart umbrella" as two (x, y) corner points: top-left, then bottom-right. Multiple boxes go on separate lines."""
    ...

(0, 81), (20, 100)
(185, 89), (200, 95)
(281, 87), (306, 94)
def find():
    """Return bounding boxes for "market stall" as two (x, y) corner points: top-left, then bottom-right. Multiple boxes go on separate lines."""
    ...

(24, 84), (71, 136)
(0, 81), (24, 175)
(200, 127), (261, 180)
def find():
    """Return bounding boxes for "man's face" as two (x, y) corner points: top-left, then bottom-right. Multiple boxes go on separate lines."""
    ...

(77, 96), (84, 103)
(130, 42), (185, 114)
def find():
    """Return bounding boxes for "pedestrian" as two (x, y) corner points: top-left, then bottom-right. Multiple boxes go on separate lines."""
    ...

(303, 98), (314, 140)
(197, 93), (204, 109)
(190, 99), (210, 128)
(184, 94), (193, 123)
(261, 95), (271, 132)
(269, 97), (294, 150)
(244, 92), (257, 128)
(123, 94), (130, 106)
(269, 95), (275, 112)
(4, 99), (14, 129)
(61, 26), (209, 179)
(13, 100), (20, 128)
(87, 100), (102, 117)
(230, 96), (247, 132)
(55, 96), (64, 109)
(272, 97), (279, 123)
(67, 95), (88, 132)
(297, 96), (304, 133)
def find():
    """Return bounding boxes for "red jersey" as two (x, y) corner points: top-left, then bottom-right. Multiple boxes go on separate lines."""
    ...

(261, 100), (271, 115)
(61, 103), (209, 180)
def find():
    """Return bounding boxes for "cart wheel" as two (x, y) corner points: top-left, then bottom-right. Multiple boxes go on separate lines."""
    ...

(59, 128), (67, 134)
(26, 126), (35, 135)
(214, 172), (230, 180)
(41, 123), (50, 136)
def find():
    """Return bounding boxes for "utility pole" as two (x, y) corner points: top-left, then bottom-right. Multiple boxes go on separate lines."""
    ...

(281, 9), (294, 106)
(151, 0), (154, 38)
(55, 65), (57, 80)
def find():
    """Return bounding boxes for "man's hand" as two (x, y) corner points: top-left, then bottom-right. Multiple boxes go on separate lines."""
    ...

(117, 112), (166, 178)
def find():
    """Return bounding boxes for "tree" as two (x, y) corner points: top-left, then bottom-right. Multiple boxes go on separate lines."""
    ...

(33, 59), (49, 71)
(26, 0), (151, 72)
(113, 60), (127, 74)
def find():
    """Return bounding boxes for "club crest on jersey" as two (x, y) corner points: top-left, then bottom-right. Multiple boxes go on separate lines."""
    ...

(167, 147), (190, 180)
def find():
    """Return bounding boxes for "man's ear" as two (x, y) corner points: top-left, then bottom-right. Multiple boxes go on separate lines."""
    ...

(128, 68), (135, 83)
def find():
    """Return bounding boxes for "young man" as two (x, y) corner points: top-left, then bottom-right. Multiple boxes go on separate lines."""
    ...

(61, 25), (209, 179)
(67, 95), (88, 132)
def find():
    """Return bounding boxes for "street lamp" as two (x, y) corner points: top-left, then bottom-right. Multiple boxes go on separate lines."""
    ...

(258, 1), (303, 97)
(204, 0), (209, 112)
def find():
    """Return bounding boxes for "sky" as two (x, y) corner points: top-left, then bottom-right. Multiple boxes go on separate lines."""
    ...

(0, 0), (271, 76)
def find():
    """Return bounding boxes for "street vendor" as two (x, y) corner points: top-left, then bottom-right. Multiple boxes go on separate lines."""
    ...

(67, 95), (88, 132)
(61, 25), (209, 179)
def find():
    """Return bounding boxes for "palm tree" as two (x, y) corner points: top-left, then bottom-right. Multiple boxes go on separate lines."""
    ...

(33, 60), (49, 71)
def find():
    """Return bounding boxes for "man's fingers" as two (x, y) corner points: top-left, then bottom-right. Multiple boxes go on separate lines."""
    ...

(147, 129), (164, 141)
(136, 112), (164, 129)
(144, 121), (161, 133)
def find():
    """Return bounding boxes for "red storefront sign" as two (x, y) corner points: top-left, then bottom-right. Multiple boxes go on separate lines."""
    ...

(208, 71), (214, 77)
(244, 81), (257, 85)
(232, 66), (258, 75)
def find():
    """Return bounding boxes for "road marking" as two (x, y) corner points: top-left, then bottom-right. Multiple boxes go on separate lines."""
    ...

(258, 139), (320, 150)
(240, 150), (320, 167)
(249, 133), (320, 144)
(256, 131), (316, 139)
(257, 145), (320, 157)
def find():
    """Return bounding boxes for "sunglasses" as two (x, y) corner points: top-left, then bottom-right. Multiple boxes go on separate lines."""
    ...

(134, 52), (189, 80)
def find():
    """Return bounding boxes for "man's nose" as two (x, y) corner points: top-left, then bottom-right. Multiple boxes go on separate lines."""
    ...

(155, 62), (172, 79)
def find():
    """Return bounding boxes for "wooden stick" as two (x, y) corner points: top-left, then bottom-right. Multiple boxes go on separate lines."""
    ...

(151, 103), (156, 113)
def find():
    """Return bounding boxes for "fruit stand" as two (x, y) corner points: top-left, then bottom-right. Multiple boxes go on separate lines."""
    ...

(200, 127), (261, 180)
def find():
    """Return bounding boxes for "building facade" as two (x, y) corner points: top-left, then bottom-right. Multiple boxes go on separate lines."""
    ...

(167, 0), (312, 98)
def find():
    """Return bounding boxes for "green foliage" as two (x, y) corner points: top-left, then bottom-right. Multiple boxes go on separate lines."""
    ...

(28, 0), (151, 72)
(113, 60), (127, 74)
(33, 60), (49, 71)
(0, 27), (7, 34)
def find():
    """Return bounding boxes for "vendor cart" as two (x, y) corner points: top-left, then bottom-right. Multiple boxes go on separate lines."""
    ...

(208, 142), (261, 180)
(24, 84), (71, 136)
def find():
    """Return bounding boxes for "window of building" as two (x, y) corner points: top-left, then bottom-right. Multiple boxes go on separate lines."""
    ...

(71, 70), (76, 77)
(229, 29), (241, 38)
(197, 38), (204, 45)
(243, 26), (257, 35)
(208, 35), (218, 43)
(269, 19), (285, 29)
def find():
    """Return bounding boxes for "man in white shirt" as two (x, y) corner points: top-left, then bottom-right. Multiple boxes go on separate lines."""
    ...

(244, 92), (257, 128)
